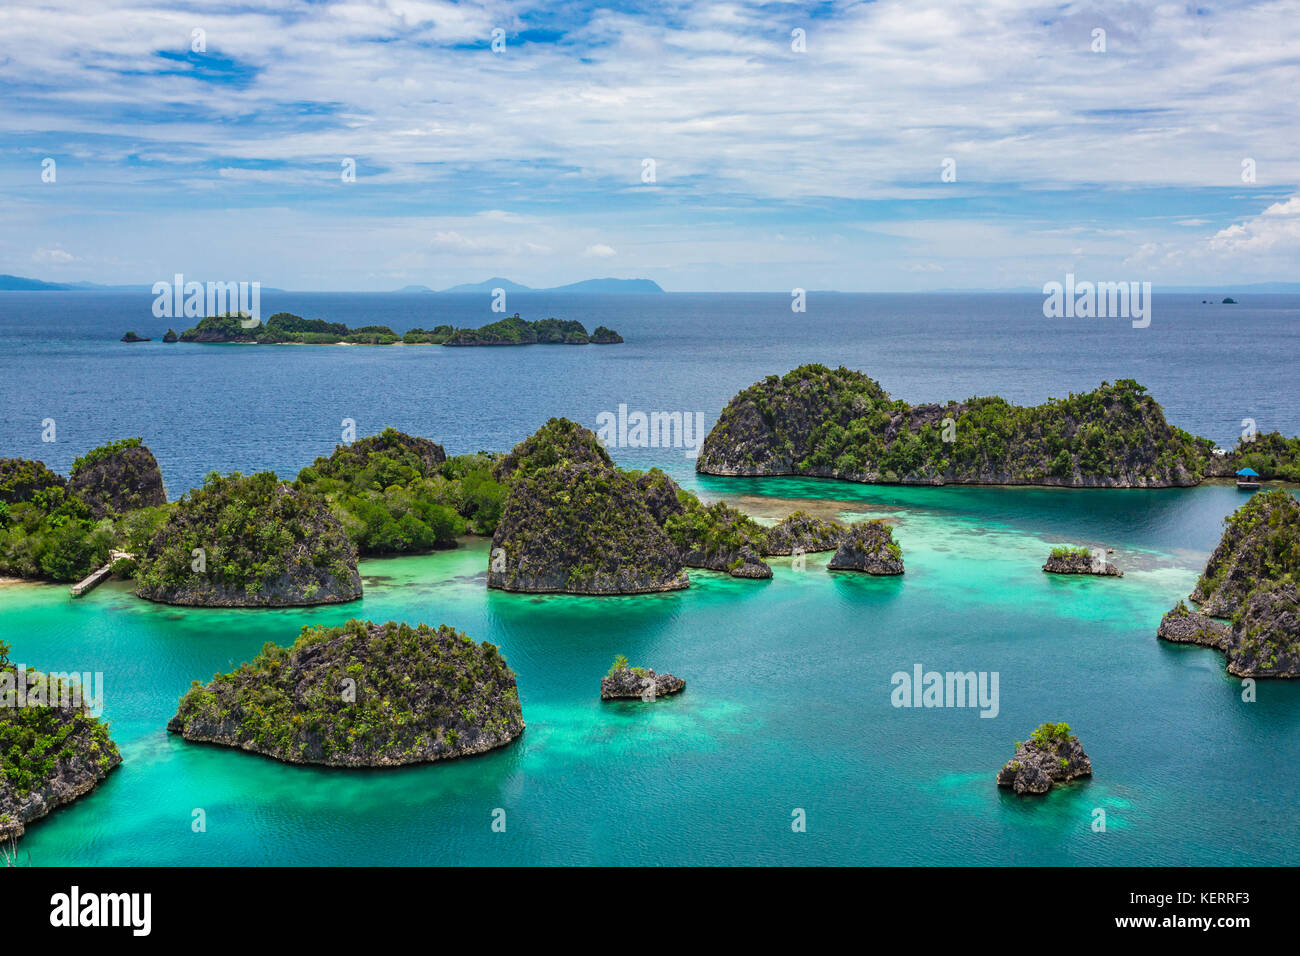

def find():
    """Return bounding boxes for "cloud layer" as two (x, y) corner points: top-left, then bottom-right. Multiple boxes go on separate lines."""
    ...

(2, 0), (1297, 289)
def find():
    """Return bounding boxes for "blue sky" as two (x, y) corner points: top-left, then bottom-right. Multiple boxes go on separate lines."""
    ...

(2, 0), (1298, 291)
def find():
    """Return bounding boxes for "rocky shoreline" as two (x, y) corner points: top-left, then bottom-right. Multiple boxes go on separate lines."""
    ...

(1042, 550), (1122, 576)
(168, 619), (525, 766)
(1156, 490), (1300, 676)
(1, 655), (122, 841)
(827, 521), (904, 574)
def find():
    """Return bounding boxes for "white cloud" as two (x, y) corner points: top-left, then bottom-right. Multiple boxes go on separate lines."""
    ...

(33, 246), (75, 264)
(2, 0), (1299, 287)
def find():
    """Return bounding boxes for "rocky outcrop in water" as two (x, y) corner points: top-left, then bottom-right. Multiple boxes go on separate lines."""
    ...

(1042, 550), (1122, 576)
(827, 520), (904, 574)
(134, 471), (362, 607)
(996, 723), (1091, 795)
(489, 421), (688, 594)
(167, 619), (524, 766)
(601, 663), (685, 700)
(728, 546), (773, 579)
(0, 661), (121, 841)
(1156, 601), (1230, 649)
(162, 328), (179, 343)
(697, 364), (1208, 487)
(762, 511), (848, 555)
(67, 438), (167, 518)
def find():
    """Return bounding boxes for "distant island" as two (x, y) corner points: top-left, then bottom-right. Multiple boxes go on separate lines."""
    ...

(0, 273), (662, 294)
(170, 312), (622, 346)
(427, 277), (662, 295)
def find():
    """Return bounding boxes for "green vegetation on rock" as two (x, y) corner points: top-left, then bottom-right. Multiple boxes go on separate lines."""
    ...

(68, 438), (167, 518)
(698, 364), (1212, 487)
(167, 619), (524, 766)
(1159, 490), (1300, 677)
(177, 312), (621, 347)
(488, 419), (687, 594)
(0, 450), (169, 582)
(493, 417), (614, 481)
(1, 640), (121, 841)
(134, 471), (361, 607)
(1191, 490), (1300, 616)
(295, 428), (506, 551)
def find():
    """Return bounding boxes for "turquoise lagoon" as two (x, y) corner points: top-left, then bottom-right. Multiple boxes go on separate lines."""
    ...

(5, 476), (1297, 867)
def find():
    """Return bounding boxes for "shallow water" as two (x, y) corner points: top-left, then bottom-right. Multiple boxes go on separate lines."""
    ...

(3, 289), (1297, 866)
(6, 479), (1297, 866)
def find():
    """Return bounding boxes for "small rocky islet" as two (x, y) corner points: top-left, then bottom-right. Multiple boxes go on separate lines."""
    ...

(1042, 546), (1122, 576)
(601, 657), (685, 700)
(996, 722), (1092, 795)
(826, 520), (904, 575)
(762, 510), (849, 555)
(1, 644), (121, 842)
(167, 619), (524, 767)
(487, 420), (688, 594)
(1157, 489), (1300, 677)
(168, 311), (622, 347)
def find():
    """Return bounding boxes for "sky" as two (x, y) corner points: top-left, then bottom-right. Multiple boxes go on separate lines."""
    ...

(1, 0), (1298, 292)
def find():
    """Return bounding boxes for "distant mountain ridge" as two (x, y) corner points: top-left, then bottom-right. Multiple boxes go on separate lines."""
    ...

(434, 277), (664, 295)
(5, 272), (1298, 295)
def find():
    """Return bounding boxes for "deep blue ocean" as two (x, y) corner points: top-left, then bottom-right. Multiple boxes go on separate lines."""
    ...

(1, 290), (1296, 493)
(2, 290), (1298, 866)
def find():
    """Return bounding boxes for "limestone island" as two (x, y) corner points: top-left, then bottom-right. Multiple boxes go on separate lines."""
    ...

(488, 420), (689, 594)
(1042, 545), (1122, 576)
(134, 471), (362, 607)
(601, 656), (685, 700)
(0, 441), (172, 586)
(167, 619), (524, 766)
(486, 419), (907, 592)
(176, 311), (621, 346)
(1203, 431), (1300, 483)
(1, 643), (121, 841)
(1157, 489), (1300, 677)
(162, 328), (178, 343)
(119, 331), (149, 342)
(996, 722), (1092, 795)
(827, 520), (904, 574)
(697, 364), (1222, 488)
